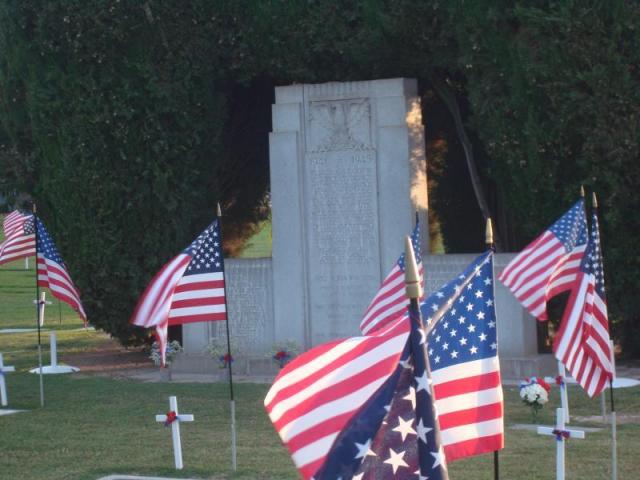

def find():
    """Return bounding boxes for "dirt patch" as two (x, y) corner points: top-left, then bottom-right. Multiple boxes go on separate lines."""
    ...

(62, 337), (151, 376)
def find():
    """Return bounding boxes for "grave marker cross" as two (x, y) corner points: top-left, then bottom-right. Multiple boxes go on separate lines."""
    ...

(33, 291), (53, 327)
(0, 353), (16, 407)
(537, 408), (586, 480)
(155, 396), (194, 470)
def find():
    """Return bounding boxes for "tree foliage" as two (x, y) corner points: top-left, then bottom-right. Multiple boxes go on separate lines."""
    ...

(0, 0), (639, 354)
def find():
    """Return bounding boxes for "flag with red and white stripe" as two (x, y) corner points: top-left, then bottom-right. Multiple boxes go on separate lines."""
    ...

(360, 220), (422, 335)
(498, 199), (587, 321)
(264, 316), (412, 479)
(0, 211), (35, 265)
(35, 217), (86, 322)
(424, 251), (504, 461)
(130, 218), (226, 365)
(554, 206), (614, 397)
(3, 210), (28, 236)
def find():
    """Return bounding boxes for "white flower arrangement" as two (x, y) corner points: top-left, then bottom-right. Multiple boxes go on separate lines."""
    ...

(519, 376), (551, 422)
(149, 340), (183, 367)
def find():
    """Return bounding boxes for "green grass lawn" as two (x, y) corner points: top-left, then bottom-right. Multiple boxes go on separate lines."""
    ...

(2, 215), (639, 479)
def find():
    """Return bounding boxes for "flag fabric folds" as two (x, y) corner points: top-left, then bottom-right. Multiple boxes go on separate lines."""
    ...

(498, 200), (587, 321)
(424, 251), (504, 461)
(360, 220), (422, 335)
(3, 210), (28, 235)
(0, 210), (35, 265)
(35, 217), (86, 322)
(265, 303), (448, 479)
(130, 218), (227, 365)
(554, 207), (614, 397)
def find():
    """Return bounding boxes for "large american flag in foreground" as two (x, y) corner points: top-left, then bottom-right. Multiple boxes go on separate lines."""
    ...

(265, 301), (448, 479)
(35, 217), (86, 322)
(499, 200), (587, 320)
(360, 220), (422, 335)
(0, 210), (35, 265)
(130, 218), (226, 365)
(554, 207), (614, 397)
(424, 251), (504, 461)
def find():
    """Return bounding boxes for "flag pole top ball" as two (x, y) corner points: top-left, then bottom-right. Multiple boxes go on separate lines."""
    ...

(217, 203), (222, 217)
(485, 217), (494, 247)
(592, 192), (598, 208)
(580, 185), (585, 197)
(404, 236), (422, 299)
(32, 203), (36, 214)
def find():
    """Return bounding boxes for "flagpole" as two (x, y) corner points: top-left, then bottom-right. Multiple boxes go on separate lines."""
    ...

(485, 218), (500, 480)
(32, 203), (44, 407)
(404, 236), (450, 480)
(593, 192), (617, 480)
(216, 203), (237, 472)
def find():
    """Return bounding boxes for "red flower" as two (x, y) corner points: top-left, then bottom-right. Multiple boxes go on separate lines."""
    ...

(538, 378), (551, 392)
(164, 410), (177, 426)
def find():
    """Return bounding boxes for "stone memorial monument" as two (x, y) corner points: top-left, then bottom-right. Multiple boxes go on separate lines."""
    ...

(270, 78), (428, 347)
(177, 78), (554, 378)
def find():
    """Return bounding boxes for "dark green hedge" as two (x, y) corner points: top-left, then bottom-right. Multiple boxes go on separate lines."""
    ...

(1, 1), (639, 355)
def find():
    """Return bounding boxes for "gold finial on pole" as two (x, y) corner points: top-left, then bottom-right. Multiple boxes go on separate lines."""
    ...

(217, 202), (222, 217)
(32, 202), (37, 214)
(592, 192), (598, 208)
(580, 185), (585, 197)
(486, 217), (494, 248)
(404, 236), (422, 300)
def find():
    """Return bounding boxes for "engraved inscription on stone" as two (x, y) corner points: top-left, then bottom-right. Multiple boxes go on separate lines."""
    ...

(211, 263), (271, 351)
(307, 150), (377, 265)
(309, 98), (371, 152)
(304, 96), (380, 342)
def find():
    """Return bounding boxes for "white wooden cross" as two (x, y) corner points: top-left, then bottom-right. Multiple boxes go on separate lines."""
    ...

(537, 408), (586, 480)
(546, 360), (570, 424)
(33, 292), (52, 327)
(155, 396), (194, 469)
(0, 353), (16, 407)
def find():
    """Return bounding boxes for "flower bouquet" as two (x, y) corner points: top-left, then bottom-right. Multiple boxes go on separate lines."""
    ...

(149, 340), (183, 367)
(519, 376), (551, 423)
(268, 341), (300, 369)
(204, 338), (238, 369)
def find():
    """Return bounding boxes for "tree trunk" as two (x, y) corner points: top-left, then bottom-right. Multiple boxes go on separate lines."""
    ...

(429, 75), (502, 251)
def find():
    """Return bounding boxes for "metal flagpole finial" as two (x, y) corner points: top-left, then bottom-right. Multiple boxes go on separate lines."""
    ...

(217, 203), (222, 217)
(404, 236), (422, 300)
(486, 217), (494, 248)
(592, 192), (598, 208)
(580, 185), (585, 197)
(32, 202), (37, 214)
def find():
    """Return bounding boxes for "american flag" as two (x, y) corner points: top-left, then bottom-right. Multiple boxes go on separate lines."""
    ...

(553, 207), (614, 397)
(0, 210), (35, 265)
(3, 210), (28, 235)
(499, 200), (587, 320)
(130, 218), (226, 365)
(360, 220), (422, 335)
(425, 251), (504, 461)
(265, 300), (448, 479)
(35, 217), (86, 322)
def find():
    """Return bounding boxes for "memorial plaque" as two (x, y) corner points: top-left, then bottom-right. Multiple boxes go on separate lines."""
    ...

(271, 79), (429, 347)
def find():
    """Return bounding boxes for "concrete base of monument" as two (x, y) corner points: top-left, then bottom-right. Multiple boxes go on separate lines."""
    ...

(28, 365), (79, 374)
(500, 354), (557, 381)
(171, 353), (281, 377)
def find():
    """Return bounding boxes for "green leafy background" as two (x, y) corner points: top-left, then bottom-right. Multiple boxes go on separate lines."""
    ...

(0, 1), (638, 355)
